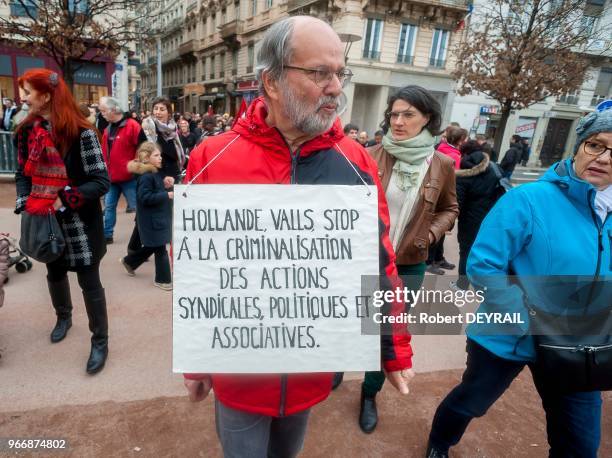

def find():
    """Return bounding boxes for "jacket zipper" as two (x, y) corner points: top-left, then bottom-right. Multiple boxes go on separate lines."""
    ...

(609, 229), (611, 271)
(584, 206), (605, 311)
(290, 147), (301, 184)
(279, 375), (288, 417)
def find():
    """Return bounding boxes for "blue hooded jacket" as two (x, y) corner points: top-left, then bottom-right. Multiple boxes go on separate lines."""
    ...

(466, 158), (612, 361)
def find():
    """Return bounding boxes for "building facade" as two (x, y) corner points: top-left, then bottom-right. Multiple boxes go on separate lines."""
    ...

(136, 0), (470, 135)
(450, 0), (612, 167)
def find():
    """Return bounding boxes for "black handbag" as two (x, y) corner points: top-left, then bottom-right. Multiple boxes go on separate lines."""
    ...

(528, 291), (612, 393)
(19, 209), (66, 263)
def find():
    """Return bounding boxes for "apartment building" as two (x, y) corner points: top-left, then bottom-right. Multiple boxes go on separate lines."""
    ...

(450, 0), (612, 167)
(137, 0), (470, 135)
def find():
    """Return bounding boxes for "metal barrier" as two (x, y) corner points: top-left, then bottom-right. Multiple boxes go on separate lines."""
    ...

(0, 130), (17, 174)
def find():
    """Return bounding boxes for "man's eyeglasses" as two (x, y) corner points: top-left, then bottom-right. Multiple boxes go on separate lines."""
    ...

(583, 141), (612, 157)
(284, 65), (353, 88)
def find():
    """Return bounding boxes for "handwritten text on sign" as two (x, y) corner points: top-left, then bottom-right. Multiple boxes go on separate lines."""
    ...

(172, 184), (380, 373)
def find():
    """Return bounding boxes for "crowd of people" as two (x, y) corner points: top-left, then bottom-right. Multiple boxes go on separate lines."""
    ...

(1, 13), (610, 458)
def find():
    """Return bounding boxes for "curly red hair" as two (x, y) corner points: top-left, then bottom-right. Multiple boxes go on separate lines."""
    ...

(17, 68), (95, 156)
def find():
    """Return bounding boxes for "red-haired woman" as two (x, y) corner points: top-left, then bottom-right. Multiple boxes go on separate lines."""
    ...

(14, 69), (111, 374)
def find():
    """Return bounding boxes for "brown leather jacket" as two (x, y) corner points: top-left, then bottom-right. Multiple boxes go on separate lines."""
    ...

(368, 144), (459, 265)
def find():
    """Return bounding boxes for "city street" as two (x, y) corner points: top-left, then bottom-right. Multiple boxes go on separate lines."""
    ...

(0, 182), (610, 457)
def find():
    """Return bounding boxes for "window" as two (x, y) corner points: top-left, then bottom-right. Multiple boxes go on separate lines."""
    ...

(235, 0), (240, 20)
(232, 50), (238, 75)
(430, 28), (449, 67)
(210, 55), (215, 79)
(580, 15), (597, 36)
(397, 24), (417, 64)
(221, 8), (226, 24)
(68, 0), (89, 14)
(251, 0), (257, 16)
(363, 18), (383, 60)
(266, 0), (273, 9)
(220, 52), (225, 77)
(591, 68), (612, 106)
(558, 90), (580, 105)
(9, 0), (37, 18)
(247, 43), (254, 73)
(202, 58), (207, 81)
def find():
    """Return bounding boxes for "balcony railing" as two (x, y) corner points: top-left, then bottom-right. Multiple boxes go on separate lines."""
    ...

(220, 19), (243, 39)
(179, 39), (198, 56)
(558, 94), (579, 105)
(287, 0), (323, 12)
(397, 54), (414, 65)
(429, 58), (446, 68)
(363, 50), (381, 60)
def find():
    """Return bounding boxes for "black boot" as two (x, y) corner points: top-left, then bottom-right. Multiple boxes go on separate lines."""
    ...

(332, 372), (344, 390)
(47, 276), (73, 343)
(83, 288), (108, 374)
(425, 441), (449, 458)
(359, 388), (378, 433)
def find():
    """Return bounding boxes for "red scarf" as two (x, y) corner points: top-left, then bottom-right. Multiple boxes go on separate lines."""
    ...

(23, 118), (68, 215)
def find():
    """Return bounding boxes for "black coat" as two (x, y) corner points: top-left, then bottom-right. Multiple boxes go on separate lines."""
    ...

(500, 143), (522, 174)
(15, 126), (110, 270)
(455, 151), (500, 250)
(156, 126), (182, 180)
(129, 161), (172, 247)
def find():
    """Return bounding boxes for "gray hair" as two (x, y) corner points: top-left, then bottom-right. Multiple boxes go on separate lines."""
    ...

(256, 17), (295, 97)
(99, 96), (123, 114)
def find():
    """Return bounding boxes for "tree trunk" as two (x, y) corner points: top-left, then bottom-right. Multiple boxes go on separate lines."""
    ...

(62, 59), (75, 94)
(494, 101), (513, 160)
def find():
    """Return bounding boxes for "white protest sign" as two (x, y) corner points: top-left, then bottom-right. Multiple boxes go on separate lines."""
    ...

(172, 184), (380, 373)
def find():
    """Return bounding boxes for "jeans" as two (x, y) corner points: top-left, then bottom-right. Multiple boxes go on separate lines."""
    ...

(215, 399), (310, 458)
(124, 245), (171, 283)
(429, 339), (602, 457)
(362, 262), (426, 397)
(103, 180), (137, 237)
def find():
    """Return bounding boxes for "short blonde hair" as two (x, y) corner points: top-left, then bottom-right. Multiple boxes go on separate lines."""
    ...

(136, 141), (160, 163)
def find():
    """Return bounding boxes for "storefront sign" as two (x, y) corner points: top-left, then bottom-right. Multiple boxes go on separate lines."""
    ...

(480, 105), (499, 115)
(515, 117), (538, 138)
(236, 80), (258, 92)
(74, 63), (107, 85)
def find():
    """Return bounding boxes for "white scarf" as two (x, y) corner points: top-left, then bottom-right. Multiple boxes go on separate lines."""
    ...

(594, 185), (612, 224)
(388, 154), (434, 251)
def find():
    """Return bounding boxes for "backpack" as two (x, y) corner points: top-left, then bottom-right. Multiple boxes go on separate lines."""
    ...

(489, 161), (513, 199)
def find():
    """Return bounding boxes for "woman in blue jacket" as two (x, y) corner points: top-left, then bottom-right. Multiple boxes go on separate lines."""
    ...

(426, 110), (612, 457)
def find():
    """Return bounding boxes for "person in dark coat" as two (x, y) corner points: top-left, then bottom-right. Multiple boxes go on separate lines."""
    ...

(120, 142), (173, 290)
(15, 68), (111, 374)
(178, 118), (198, 156)
(454, 140), (502, 290)
(500, 134), (523, 178)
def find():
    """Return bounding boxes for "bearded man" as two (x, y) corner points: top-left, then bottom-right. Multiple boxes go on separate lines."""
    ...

(183, 16), (414, 457)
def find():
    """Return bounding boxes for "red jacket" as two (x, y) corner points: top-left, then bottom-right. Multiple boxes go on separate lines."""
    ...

(101, 117), (143, 183)
(183, 97), (412, 417)
(436, 142), (461, 170)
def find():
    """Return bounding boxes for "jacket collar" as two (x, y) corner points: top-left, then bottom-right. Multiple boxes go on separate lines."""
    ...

(231, 97), (345, 157)
(456, 153), (490, 177)
(540, 158), (597, 212)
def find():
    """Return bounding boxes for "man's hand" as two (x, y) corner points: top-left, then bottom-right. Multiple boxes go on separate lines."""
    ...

(385, 368), (415, 395)
(184, 376), (212, 402)
(163, 176), (175, 189)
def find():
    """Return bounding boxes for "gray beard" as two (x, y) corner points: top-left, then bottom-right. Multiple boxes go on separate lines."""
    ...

(281, 85), (338, 136)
